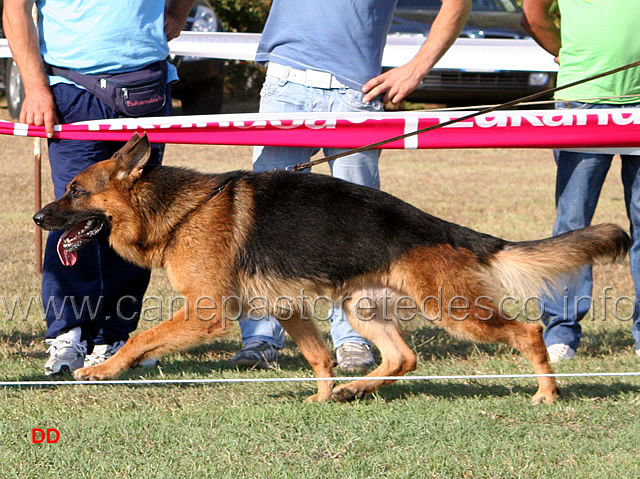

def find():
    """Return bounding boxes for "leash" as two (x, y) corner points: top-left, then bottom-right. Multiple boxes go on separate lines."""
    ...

(287, 59), (640, 172)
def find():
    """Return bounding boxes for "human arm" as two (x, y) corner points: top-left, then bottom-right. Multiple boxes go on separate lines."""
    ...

(521, 0), (560, 60)
(2, 0), (57, 137)
(164, 0), (198, 41)
(362, 0), (471, 104)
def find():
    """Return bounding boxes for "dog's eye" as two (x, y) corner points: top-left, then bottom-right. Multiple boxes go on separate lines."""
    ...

(69, 185), (88, 199)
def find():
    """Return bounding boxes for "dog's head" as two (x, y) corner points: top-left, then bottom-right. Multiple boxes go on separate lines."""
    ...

(33, 132), (152, 266)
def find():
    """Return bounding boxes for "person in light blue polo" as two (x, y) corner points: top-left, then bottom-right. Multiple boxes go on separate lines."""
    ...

(3, 0), (196, 374)
(232, 0), (472, 371)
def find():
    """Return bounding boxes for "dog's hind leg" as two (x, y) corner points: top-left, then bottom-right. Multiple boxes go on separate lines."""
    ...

(456, 316), (559, 405)
(507, 323), (559, 405)
(391, 247), (559, 404)
(73, 304), (230, 381)
(277, 313), (336, 402)
(410, 280), (558, 403)
(331, 292), (417, 402)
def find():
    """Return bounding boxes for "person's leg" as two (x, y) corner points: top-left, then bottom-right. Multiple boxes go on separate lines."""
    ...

(540, 149), (612, 357)
(322, 87), (382, 367)
(43, 85), (119, 373)
(90, 109), (169, 347)
(239, 81), (380, 369)
(44, 83), (170, 373)
(620, 153), (640, 353)
(328, 146), (379, 190)
(235, 78), (317, 366)
(253, 76), (318, 173)
(44, 85), (118, 347)
(231, 317), (285, 369)
(324, 87), (383, 189)
(329, 306), (375, 372)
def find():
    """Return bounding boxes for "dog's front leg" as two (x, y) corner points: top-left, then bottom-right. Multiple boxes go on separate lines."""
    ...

(276, 312), (335, 402)
(73, 305), (228, 380)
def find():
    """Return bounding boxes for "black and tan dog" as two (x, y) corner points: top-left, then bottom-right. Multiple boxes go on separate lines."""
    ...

(34, 133), (630, 404)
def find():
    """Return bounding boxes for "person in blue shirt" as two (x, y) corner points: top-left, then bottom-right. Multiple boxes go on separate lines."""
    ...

(232, 0), (472, 372)
(3, 0), (196, 374)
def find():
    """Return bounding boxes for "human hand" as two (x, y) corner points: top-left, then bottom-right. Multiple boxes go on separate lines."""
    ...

(362, 63), (424, 105)
(164, 12), (186, 41)
(20, 85), (58, 138)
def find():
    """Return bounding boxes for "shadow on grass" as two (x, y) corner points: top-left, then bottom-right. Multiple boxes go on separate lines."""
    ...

(374, 378), (640, 403)
(2, 329), (48, 360)
(579, 325), (636, 356)
(9, 372), (638, 405)
(6, 325), (638, 402)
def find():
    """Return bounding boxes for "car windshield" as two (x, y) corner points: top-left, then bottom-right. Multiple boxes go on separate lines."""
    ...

(396, 0), (518, 13)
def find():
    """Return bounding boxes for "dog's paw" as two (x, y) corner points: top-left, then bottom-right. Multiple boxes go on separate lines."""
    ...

(73, 365), (114, 381)
(306, 391), (333, 403)
(531, 387), (560, 405)
(331, 384), (367, 402)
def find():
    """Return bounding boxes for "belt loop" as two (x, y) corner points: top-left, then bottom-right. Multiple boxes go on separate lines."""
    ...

(279, 66), (290, 87)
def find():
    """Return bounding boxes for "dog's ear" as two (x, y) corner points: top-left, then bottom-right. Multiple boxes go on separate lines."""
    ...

(113, 132), (152, 182)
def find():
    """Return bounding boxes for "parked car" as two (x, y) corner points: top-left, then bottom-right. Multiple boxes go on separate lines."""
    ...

(0, 0), (225, 118)
(388, 0), (556, 106)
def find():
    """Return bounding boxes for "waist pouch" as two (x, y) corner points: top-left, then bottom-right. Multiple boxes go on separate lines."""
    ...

(46, 61), (168, 116)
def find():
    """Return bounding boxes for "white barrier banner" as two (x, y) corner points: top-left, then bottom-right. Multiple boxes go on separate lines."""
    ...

(0, 32), (559, 72)
(1, 109), (638, 155)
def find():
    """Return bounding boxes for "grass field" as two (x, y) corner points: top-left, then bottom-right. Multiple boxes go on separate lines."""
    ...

(1, 104), (639, 478)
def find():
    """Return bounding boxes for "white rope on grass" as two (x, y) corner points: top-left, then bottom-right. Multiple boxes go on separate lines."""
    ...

(1, 371), (640, 387)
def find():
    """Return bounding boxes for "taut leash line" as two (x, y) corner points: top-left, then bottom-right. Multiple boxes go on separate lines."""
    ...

(288, 59), (640, 172)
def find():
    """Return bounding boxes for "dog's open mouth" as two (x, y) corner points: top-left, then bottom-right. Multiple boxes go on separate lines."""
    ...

(57, 218), (104, 267)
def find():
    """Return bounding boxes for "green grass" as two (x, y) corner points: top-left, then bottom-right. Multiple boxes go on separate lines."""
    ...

(2, 353), (640, 478)
(1, 108), (639, 477)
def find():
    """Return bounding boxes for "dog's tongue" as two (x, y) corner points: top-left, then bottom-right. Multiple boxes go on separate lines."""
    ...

(56, 223), (85, 267)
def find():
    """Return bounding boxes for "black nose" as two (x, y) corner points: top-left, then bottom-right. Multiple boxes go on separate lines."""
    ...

(33, 211), (45, 226)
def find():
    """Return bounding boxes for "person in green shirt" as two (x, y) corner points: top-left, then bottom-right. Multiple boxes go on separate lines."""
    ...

(522, 0), (640, 362)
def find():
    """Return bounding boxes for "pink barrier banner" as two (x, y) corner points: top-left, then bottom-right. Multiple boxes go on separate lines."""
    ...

(2, 109), (640, 152)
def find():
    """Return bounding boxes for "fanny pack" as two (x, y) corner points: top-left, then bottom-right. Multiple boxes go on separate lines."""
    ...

(46, 61), (168, 116)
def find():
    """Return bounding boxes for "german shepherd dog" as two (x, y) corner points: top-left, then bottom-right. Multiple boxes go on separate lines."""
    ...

(34, 133), (630, 404)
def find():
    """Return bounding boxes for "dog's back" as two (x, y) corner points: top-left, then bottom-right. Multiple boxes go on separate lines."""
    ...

(237, 170), (507, 283)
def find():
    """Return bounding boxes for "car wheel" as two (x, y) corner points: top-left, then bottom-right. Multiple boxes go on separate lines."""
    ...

(179, 77), (224, 115)
(5, 59), (25, 119)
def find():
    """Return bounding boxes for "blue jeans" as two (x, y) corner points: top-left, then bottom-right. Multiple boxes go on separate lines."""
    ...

(240, 76), (384, 349)
(43, 82), (172, 348)
(540, 101), (640, 351)
(253, 75), (383, 187)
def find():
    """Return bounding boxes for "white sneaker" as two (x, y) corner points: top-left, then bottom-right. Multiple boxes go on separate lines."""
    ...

(44, 327), (88, 375)
(635, 347), (640, 357)
(547, 343), (576, 363)
(84, 340), (158, 368)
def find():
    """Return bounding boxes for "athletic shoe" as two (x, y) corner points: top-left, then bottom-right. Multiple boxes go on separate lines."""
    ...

(635, 347), (640, 357)
(231, 340), (279, 369)
(44, 327), (88, 375)
(547, 343), (576, 363)
(335, 343), (375, 372)
(84, 340), (158, 368)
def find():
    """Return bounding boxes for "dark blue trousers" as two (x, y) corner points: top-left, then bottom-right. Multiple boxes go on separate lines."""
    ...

(43, 82), (172, 348)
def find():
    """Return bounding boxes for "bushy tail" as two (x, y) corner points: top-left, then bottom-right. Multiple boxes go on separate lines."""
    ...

(484, 223), (630, 298)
